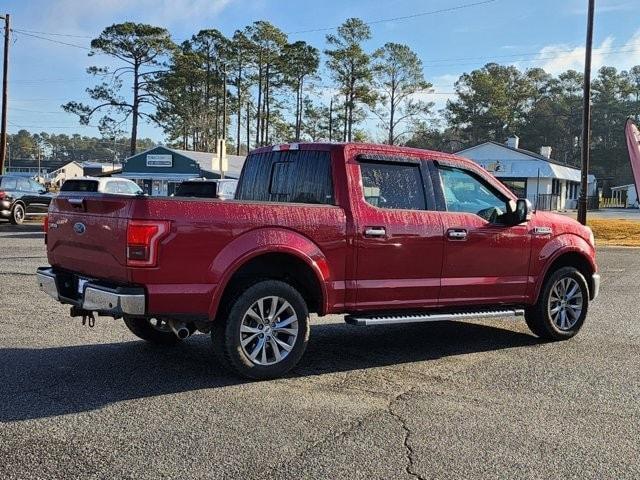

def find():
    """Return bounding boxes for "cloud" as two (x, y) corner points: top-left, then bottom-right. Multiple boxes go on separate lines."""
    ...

(526, 30), (640, 75)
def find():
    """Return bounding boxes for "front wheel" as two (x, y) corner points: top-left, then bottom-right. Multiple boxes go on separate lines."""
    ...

(525, 266), (589, 340)
(211, 280), (310, 380)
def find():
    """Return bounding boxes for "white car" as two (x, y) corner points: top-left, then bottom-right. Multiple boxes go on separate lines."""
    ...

(60, 177), (143, 195)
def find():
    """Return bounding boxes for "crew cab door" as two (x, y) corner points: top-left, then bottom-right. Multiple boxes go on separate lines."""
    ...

(352, 156), (444, 310)
(433, 163), (531, 306)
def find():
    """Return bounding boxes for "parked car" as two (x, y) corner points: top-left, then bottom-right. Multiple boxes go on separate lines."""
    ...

(60, 177), (143, 195)
(0, 175), (53, 224)
(174, 179), (238, 199)
(37, 143), (599, 379)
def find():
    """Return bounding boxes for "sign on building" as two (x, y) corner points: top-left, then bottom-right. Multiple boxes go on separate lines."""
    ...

(146, 154), (173, 167)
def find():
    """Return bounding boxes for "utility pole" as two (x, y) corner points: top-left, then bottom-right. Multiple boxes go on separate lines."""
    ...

(578, 0), (595, 225)
(0, 14), (9, 175)
(221, 64), (227, 179)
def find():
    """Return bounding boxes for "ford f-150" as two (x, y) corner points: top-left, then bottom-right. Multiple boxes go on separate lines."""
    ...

(37, 143), (600, 379)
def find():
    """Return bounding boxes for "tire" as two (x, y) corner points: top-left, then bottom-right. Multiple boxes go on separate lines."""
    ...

(10, 203), (25, 225)
(123, 317), (179, 345)
(525, 266), (589, 340)
(211, 280), (310, 380)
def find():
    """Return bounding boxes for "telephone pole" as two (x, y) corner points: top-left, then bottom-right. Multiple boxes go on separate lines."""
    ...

(577, 0), (595, 225)
(0, 14), (10, 175)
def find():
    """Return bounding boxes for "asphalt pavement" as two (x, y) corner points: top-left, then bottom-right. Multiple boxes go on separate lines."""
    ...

(0, 223), (638, 479)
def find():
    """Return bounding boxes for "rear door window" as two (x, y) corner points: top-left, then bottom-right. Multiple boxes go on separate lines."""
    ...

(60, 179), (99, 192)
(236, 149), (333, 205)
(360, 162), (426, 210)
(0, 177), (17, 189)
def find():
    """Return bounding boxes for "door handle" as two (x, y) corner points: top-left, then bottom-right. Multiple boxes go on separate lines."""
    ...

(364, 227), (386, 237)
(447, 228), (468, 240)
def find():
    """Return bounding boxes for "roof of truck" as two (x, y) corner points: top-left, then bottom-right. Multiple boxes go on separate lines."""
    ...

(249, 142), (466, 161)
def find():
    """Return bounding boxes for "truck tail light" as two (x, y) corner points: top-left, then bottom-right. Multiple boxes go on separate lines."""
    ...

(126, 220), (170, 267)
(0, 190), (5, 200)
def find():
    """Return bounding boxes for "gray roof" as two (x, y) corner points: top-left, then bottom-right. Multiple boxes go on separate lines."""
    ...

(457, 141), (580, 168)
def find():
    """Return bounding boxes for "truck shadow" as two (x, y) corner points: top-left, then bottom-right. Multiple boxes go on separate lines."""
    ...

(0, 321), (540, 422)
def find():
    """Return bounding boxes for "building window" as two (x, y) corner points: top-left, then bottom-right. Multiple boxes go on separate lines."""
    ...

(499, 178), (527, 198)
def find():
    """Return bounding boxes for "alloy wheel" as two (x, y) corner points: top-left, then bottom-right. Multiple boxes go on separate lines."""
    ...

(548, 277), (583, 331)
(239, 296), (299, 366)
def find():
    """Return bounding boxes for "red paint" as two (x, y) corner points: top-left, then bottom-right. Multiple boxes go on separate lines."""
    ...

(46, 143), (598, 320)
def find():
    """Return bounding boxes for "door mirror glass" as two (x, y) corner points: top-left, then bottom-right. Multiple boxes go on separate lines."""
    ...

(504, 198), (531, 225)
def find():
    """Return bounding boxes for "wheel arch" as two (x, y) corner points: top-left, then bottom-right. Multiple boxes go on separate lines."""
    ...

(208, 228), (330, 320)
(533, 248), (596, 303)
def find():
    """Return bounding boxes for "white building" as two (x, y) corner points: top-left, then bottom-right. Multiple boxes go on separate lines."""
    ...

(610, 184), (638, 208)
(457, 136), (597, 211)
(45, 161), (85, 188)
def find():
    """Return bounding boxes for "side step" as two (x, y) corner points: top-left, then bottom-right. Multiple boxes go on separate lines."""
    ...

(345, 308), (525, 326)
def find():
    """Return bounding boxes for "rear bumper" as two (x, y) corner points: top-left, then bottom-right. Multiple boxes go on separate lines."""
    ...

(36, 267), (145, 317)
(591, 273), (600, 301)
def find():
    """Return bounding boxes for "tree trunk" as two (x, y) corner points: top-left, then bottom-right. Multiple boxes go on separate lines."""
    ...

(130, 62), (139, 155)
(343, 93), (348, 142)
(236, 60), (242, 155)
(255, 55), (263, 147)
(388, 82), (396, 145)
(329, 98), (333, 142)
(246, 101), (250, 154)
(294, 79), (301, 141)
(265, 63), (270, 145)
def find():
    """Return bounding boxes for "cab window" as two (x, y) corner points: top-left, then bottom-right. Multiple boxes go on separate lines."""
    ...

(360, 162), (426, 211)
(438, 166), (507, 221)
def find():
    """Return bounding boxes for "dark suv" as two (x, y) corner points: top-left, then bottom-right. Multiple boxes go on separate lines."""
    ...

(0, 176), (53, 224)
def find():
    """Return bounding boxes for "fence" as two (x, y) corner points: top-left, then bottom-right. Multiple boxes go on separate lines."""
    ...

(534, 194), (560, 211)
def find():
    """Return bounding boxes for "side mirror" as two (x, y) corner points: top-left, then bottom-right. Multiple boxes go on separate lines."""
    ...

(505, 198), (532, 225)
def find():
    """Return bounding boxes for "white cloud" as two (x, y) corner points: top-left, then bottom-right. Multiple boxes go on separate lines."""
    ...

(531, 30), (640, 75)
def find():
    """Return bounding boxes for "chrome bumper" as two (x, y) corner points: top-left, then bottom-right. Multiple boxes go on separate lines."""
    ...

(36, 267), (145, 317)
(591, 273), (600, 301)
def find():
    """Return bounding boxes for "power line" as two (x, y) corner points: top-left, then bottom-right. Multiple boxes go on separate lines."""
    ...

(287, 0), (497, 34)
(12, 27), (93, 39)
(11, 30), (91, 50)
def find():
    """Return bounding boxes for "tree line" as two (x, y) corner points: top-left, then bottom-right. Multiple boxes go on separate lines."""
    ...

(53, 19), (640, 187)
(7, 130), (155, 164)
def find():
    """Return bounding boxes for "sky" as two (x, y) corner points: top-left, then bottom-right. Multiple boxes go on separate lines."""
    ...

(4, 0), (640, 143)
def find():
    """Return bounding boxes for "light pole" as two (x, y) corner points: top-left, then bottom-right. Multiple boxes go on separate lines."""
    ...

(577, 0), (595, 225)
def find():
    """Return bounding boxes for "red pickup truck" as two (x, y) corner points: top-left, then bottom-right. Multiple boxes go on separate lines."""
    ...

(37, 143), (599, 379)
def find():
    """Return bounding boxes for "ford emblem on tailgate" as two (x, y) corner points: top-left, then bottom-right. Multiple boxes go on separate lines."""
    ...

(73, 222), (86, 235)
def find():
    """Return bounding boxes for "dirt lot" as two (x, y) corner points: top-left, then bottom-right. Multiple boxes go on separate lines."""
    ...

(1, 224), (639, 479)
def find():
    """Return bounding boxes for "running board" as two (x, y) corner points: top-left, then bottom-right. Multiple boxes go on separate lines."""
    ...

(345, 308), (525, 326)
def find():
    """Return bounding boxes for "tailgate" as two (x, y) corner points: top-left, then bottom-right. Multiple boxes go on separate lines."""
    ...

(47, 194), (133, 282)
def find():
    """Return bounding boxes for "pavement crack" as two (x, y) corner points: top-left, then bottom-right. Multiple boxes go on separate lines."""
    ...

(263, 412), (372, 476)
(387, 387), (426, 480)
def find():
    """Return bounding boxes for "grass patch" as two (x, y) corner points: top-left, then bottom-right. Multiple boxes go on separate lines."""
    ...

(588, 219), (640, 247)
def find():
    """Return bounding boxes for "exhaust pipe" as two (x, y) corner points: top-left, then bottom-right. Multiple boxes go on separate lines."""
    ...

(168, 320), (191, 340)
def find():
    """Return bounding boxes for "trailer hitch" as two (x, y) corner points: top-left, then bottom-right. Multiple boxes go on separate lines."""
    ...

(70, 306), (96, 327)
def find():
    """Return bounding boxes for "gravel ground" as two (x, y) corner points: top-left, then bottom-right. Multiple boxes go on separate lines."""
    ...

(0, 223), (638, 479)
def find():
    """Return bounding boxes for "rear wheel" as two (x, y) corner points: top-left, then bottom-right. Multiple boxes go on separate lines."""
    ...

(123, 317), (179, 345)
(211, 280), (310, 380)
(525, 266), (589, 340)
(10, 203), (25, 225)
